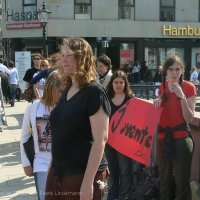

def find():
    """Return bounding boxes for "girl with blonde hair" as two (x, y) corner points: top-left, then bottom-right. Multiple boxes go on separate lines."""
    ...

(20, 71), (64, 200)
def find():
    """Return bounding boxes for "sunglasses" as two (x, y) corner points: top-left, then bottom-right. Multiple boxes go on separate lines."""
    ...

(34, 57), (41, 60)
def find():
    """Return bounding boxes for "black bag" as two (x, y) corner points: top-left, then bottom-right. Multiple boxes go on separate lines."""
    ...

(23, 135), (35, 167)
(16, 86), (22, 101)
(132, 177), (160, 200)
(23, 85), (36, 102)
(132, 165), (160, 200)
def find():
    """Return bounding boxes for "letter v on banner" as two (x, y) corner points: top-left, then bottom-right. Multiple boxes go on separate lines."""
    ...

(108, 98), (162, 166)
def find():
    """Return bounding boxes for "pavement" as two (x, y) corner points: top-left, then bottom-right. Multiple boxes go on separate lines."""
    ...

(0, 98), (200, 200)
(0, 100), (37, 200)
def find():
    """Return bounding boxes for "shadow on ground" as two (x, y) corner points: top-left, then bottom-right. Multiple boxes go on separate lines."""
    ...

(0, 141), (21, 166)
(0, 176), (36, 199)
(2, 113), (24, 131)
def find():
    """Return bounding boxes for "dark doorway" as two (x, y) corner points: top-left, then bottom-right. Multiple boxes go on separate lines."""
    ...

(106, 43), (120, 71)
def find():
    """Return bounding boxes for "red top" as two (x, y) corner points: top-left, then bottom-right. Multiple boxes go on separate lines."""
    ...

(158, 80), (196, 139)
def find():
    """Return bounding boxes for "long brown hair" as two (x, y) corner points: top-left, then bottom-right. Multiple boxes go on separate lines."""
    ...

(106, 70), (133, 99)
(60, 37), (97, 89)
(161, 54), (185, 102)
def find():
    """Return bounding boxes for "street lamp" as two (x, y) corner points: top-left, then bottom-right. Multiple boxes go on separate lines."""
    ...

(38, 1), (51, 58)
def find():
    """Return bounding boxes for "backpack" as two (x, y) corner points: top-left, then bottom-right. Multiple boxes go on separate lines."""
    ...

(0, 71), (11, 100)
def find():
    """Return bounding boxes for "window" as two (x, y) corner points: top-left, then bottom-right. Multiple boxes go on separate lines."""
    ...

(23, 0), (37, 12)
(160, 0), (175, 21)
(120, 43), (135, 68)
(145, 47), (184, 69)
(199, 0), (200, 21)
(119, 0), (135, 20)
(75, 0), (91, 19)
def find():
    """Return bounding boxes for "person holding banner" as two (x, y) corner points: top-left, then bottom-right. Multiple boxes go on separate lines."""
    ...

(154, 55), (196, 200)
(45, 38), (110, 200)
(106, 70), (136, 200)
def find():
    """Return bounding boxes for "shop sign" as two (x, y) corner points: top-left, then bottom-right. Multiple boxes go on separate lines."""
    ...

(15, 51), (31, 92)
(7, 10), (39, 21)
(163, 25), (200, 36)
(6, 22), (42, 30)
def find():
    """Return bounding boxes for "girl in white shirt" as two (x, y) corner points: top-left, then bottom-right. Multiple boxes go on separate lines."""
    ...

(20, 71), (63, 200)
(8, 60), (19, 106)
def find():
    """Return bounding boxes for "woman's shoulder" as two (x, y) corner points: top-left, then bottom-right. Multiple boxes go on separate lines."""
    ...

(182, 80), (197, 96)
(183, 80), (196, 88)
(85, 80), (108, 99)
(87, 80), (104, 91)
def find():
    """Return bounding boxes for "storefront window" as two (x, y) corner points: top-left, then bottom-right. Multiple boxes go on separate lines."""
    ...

(120, 43), (134, 70)
(145, 48), (161, 69)
(145, 47), (184, 69)
(166, 48), (184, 59)
(192, 48), (200, 70)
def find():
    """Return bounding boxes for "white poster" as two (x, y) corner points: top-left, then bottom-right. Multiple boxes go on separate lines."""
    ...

(15, 51), (31, 92)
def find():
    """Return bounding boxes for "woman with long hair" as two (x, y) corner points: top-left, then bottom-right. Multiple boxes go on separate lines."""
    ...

(106, 70), (135, 200)
(154, 55), (196, 200)
(45, 38), (110, 200)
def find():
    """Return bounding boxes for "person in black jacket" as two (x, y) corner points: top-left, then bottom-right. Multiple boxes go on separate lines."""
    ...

(23, 53), (42, 89)
(30, 53), (60, 85)
(154, 65), (163, 84)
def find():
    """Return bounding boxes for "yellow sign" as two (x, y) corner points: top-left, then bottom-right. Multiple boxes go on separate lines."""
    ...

(163, 25), (200, 36)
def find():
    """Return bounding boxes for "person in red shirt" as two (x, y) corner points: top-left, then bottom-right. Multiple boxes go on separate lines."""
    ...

(154, 55), (196, 200)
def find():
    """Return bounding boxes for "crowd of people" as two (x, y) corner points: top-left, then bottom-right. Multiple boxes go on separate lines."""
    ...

(19, 37), (197, 200)
(0, 58), (19, 107)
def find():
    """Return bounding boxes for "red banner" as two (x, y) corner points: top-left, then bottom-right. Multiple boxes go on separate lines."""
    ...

(108, 98), (162, 166)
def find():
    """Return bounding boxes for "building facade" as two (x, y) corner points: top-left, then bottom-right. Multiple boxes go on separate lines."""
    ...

(2, 0), (200, 79)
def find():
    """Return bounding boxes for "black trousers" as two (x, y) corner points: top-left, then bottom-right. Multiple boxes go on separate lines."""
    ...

(157, 137), (193, 200)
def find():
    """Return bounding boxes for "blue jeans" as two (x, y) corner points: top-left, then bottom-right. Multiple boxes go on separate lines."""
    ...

(105, 144), (132, 200)
(34, 172), (48, 200)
